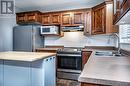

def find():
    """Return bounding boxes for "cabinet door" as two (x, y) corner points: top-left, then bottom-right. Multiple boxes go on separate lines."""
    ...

(72, 11), (84, 26)
(26, 12), (37, 22)
(82, 51), (92, 68)
(84, 10), (92, 35)
(42, 14), (51, 25)
(16, 13), (26, 23)
(92, 5), (106, 35)
(51, 13), (61, 25)
(4, 60), (31, 86)
(61, 12), (72, 26)
(81, 83), (100, 86)
(0, 60), (3, 86)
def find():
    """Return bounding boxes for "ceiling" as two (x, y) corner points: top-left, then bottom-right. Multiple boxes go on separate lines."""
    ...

(15, 0), (105, 12)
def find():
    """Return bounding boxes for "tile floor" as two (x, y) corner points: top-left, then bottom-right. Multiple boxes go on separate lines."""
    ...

(57, 79), (81, 86)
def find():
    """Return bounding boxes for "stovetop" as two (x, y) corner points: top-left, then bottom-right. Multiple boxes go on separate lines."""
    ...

(57, 47), (83, 54)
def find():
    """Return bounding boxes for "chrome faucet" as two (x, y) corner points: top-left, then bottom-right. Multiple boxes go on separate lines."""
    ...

(108, 33), (122, 56)
(114, 33), (121, 55)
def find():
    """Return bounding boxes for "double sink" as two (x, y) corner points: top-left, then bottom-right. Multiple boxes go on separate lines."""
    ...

(95, 51), (123, 57)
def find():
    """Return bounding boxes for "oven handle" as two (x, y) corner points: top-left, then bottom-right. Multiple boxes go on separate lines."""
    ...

(56, 54), (81, 57)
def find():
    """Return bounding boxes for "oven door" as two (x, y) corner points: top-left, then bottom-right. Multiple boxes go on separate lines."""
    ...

(57, 55), (82, 70)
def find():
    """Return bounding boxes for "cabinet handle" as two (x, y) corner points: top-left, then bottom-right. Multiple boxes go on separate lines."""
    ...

(46, 59), (48, 61)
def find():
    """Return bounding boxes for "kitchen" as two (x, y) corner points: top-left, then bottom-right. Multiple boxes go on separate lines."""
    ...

(0, 0), (130, 86)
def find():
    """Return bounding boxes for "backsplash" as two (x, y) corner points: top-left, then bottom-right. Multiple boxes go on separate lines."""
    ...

(44, 32), (116, 47)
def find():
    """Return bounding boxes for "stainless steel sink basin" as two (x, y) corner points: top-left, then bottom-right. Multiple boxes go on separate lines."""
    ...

(95, 51), (123, 57)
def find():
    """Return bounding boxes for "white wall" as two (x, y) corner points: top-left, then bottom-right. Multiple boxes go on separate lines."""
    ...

(45, 32), (116, 47)
(0, 14), (16, 51)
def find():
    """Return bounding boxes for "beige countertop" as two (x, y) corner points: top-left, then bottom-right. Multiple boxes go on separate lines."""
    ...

(0, 51), (56, 62)
(78, 50), (130, 86)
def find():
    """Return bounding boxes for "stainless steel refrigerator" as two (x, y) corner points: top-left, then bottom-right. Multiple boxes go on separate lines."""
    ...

(13, 25), (44, 52)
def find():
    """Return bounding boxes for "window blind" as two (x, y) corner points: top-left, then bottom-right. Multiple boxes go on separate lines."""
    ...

(119, 25), (130, 43)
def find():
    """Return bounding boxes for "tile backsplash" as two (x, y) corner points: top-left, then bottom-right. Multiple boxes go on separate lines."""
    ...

(44, 32), (116, 47)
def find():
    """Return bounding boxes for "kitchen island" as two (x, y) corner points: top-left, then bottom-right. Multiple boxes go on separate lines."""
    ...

(0, 51), (56, 86)
(78, 50), (130, 86)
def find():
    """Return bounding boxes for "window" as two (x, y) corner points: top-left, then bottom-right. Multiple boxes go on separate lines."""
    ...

(119, 25), (130, 43)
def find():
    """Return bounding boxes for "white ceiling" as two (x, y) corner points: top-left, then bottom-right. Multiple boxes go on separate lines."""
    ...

(15, 0), (105, 12)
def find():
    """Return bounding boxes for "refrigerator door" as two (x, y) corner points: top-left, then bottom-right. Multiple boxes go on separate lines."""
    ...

(13, 25), (33, 52)
(32, 25), (44, 52)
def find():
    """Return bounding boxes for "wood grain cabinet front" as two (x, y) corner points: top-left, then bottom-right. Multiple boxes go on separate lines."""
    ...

(42, 14), (51, 25)
(16, 13), (27, 23)
(72, 11), (85, 26)
(92, 3), (106, 35)
(16, 11), (42, 24)
(61, 12), (72, 26)
(61, 11), (85, 26)
(51, 13), (61, 25)
(82, 51), (92, 68)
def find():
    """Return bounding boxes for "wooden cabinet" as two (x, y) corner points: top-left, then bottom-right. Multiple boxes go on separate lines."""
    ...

(61, 12), (72, 26)
(72, 11), (85, 26)
(81, 83), (105, 86)
(61, 11), (85, 26)
(16, 13), (26, 23)
(16, 11), (42, 24)
(92, 3), (106, 35)
(84, 10), (92, 35)
(82, 51), (92, 68)
(42, 14), (51, 25)
(42, 13), (61, 25)
(114, 0), (130, 24)
(91, 2), (117, 35)
(51, 13), (61, 25)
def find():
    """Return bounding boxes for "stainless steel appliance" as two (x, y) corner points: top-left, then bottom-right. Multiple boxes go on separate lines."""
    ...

(13, 25), (44, 52)
(40, 26), (59, 35)
(62, 25), (84, 32)
(57, 48), (82, 80)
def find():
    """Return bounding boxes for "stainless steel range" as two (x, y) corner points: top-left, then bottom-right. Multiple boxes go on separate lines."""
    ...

(57, 47), (82, 80)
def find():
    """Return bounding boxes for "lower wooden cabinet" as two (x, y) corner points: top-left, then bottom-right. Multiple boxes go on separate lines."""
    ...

(82, 51), (92, 68)
(81, 83), (100, 86)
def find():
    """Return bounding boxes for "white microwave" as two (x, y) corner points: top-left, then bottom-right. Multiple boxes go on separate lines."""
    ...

(40, 26), (59, 35)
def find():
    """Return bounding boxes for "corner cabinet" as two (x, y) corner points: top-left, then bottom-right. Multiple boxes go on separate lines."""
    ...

(91, 2), (118, 35)
(16, 11), (42, 24)
(114, 0), (130, 24)
(92, 3), (106, 35)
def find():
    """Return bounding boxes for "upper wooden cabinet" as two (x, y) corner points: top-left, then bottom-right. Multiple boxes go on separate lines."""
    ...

(84, 10), (92, 35)
(91, 2), (118, 35)
(114, 0), (130, 24)
(72, 11), (85, 26)
(61, 11), (85, 26)
(61, 12), (72, 26)
(42, 13), (61, 25)
(16, 13), (26, 23)
(51, 13), (61, 25)
(16, 11), (42, 24)
(92, 3), (106, 35)
(42, 14), (51, 25)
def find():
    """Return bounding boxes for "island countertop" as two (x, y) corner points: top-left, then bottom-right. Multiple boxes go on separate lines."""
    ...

(78, 50), (130, 86)
(0, 51), (56, 62)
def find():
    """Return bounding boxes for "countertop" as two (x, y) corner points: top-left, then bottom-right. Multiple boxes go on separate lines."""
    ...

(0, 51), (56, 62)
(78, 50), (130, 86)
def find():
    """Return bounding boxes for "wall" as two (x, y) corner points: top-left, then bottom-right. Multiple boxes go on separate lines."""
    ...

(0, 14), (16, 51)
(45, 32), (116, 47)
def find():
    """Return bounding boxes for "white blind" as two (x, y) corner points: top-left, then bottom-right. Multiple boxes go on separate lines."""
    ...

(119, 25), (130, 43)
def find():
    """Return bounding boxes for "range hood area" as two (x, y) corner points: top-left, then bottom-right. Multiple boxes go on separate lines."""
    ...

(62, 25), (84, 32)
